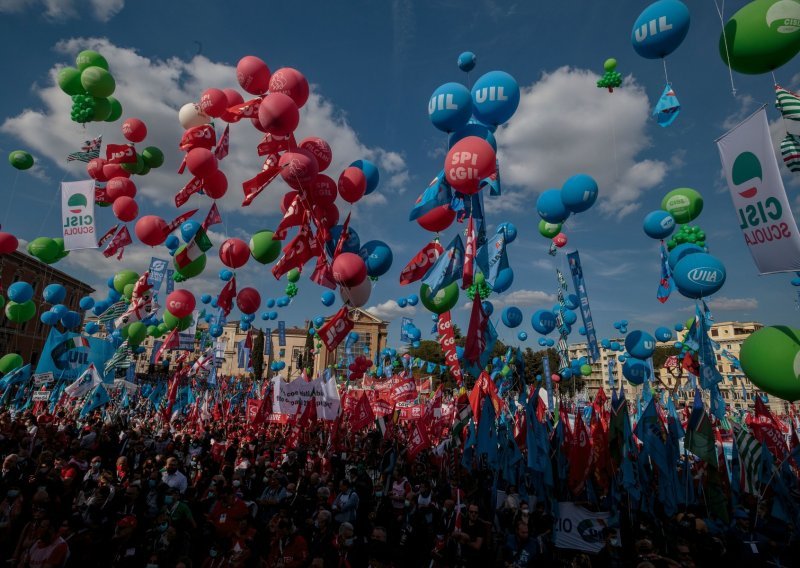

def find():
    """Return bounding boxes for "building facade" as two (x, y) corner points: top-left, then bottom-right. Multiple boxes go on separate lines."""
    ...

(0, 251), (93, 367)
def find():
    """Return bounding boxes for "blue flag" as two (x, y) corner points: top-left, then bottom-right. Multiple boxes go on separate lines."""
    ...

(421, 234), (464, 294)
(656, 242), (674, 303)
(475, 232), (507, 289)
(80, 384), (110, 418)
(0, 364), (31, 393)
(653, 83), (680, 127)
(634, 399), (670, 475)
(476, 396), (498, 469)
(408, 171), (452, 221)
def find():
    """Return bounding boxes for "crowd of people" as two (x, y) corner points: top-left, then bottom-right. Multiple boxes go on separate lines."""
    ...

(0, 381), (798, 568)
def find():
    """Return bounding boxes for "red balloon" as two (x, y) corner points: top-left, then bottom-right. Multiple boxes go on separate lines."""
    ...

(166, 289), (196, 318)
(102, 163), (130, 180)
(185, 148), (218, 178)
(112, 196), (138, 222)
(202, 170), (228, 199)
(279, 150), (319, 189)
(199, 88), (228, 118)
(221, 88), (245, 123)
(332, 252), (367, 287)
(417, 205), (455, 232)
(122, 118), (147, 143)
(236, 56), (271, 95)
(553, 232), (568, 248)
(299, 137), (332, 172)
(135, 215), (168, 246)
(250, 116), (268, 133)
(236, 287), (261, 315)
(87, 158), (108, 181)
(338, 167), (367, 204)
(312, 202), (339, 229)
(444, 136), (496, 194)
(258, 92), (299, 136)
(308, 174), (338, 206)
(219, 238), (250, 269)
(268, 67), (309, 108)
(0, 231), (19, 255)
(106, 177), (137, 201)
(551, 374), (561, 384)
(281, 191), (299, 214)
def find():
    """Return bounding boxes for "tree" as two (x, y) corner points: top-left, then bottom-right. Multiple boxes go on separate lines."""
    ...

(302, 321), (315, 376)
(251, 329), (265, 381)
(652, 345), (679, 369)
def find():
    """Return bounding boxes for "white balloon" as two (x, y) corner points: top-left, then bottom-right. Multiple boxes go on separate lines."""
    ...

(340, 278), (371, 307)
(178, 102), (210, 129)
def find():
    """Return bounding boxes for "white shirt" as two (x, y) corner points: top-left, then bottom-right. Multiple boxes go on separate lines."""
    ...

(161, 469), (188, 494)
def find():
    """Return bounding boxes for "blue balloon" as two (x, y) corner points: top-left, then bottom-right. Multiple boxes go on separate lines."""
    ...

(210, 324), (223, 338)
(165, 234), (180, 251)
(350, 159), (380, 195)
(610, 341), (621, 351)
(359, 240), (393, 277)
(480, 301), (493, 316)
(85, 321), (99, 334)
(563, 309), (578, 326)
(618, 354), (628, 363)
(579, 327), (586, 335)
(502, 306), (523, 328)
(266, 298), (276, 308)
(241, 322), (250, 331)
(269, 311), (278, 320)
(412, 340), (421, 348)
(313, 316), (325, 327)
(565, 294), (579, 310)
(219, 269), (233, 281)
(134, 346), (146, 354)
(326, 225), (360, 256)
(517, 331), (528, 341)
(349, 332), (360, 342)
(309, 328), (316, 335)
(625, 330), (657, 359)
(668, 243), (703, 269)
(261, 312), (269, 320)
(455, 346), (464, 360)
(674, 324), (684, 332)
(42, 283), (66, 304)
(792, 277), (800, 286)
(8, 282), (33, 303)
(496, 222), (517, 244)
(397, 298), (408, 308)
(92, 301), (108, 316)
(428, 82), (472, 133)
(545, 338), (555, 347)
(448, 121), (497, 151)
(431, 314), (438, 322)
(278, 296), (290, 306)
(407, 294), (419, 307)
(561, 174), (598, 213)
(199, 294), (210, 305)
(457, 51), (476, 72)
(562, 369), (573, 379)
(631, 0), (691, 59)
(536, 189), (570, 223)
(321, 291), (335, 307)
(107, 289), (122, 302)
(622, 357), (651, 386)
(643, 210), (676, 239)
(40, 311), (59, 326)
(181, 220), (201, 243)
(538, 337), (547, 346)
(601, 338), (611, 349)
(107, 276), (116, 289)
(79, 296), (95, 310)
(672, 252), (726, 299)
(491, 267), (513, 293)
(203, 314), (212, 323)
(211, 298), (218, 308)
(531, 309), (557, 335)
(407, 326), (421, 341)
(655, 326), (673, 342)
(673, 341), (683, 349)
(61, 310), (82, 329)
(51, 304), (68, 317)
(470, 70), (520, 125)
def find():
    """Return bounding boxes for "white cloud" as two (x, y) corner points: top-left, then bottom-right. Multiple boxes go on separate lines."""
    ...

(0, 0), (124, 21)
(366, 300), (416, 321)
(459, 288), (556, 311)
(707, 296), (758, 311)
(90, 0), (124, 21)
(496, 67), (666, 218)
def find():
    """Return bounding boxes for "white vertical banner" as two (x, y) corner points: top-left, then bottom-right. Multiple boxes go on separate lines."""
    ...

(717, 108), (800, 274)
(61, 180), (97, 250)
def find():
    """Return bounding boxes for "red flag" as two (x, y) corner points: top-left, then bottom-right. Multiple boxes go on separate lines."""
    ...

(748, 398), (789, 461)
(568, 410), (592, 495)
(246, 399), (261, 423)
(464, 294), (487, 364)
(437, 312), (463, 385)
(202, 203), (222, 230)
(162, 368), (185, 423)
(105, 143), (137, 164)
(513, 410), (527, 450)
(225, 98), (262, 122)
(400, 241), (443, 285)
(272, 214), (321, 279)
(590, 410), (610, 491)
(215, 125), (230, 160)
(165, 209), (199, 233)
(317, 306), (354, 351)
(242, 155), (281, 206)
(462, 216), (475, 289)
(97, 224), (119, 247)
(273, 194), (308, 239)
(286, 400), (316, 449)
(94, 185), (110, 205)
(179, 124), (216, 151)
(102, 225), (132, 258)
(257, 132), (296, 156)
(254, 383), (274, 426)
(244, 328), (253, 350)
(350, 392), (375, 431)
(332, 212), (352, 260)
(389, 377), (417, 404)
(175, 176), (204, 207)
(406, 421), (431, 461)
(310, 252), (336, 290)
(217, 277), (237, 316)
(154, 328), (180, 362)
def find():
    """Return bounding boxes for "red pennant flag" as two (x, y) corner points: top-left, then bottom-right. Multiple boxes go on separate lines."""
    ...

(332, 212), (351, 259)
(389, 377), (417, 404)
(214, 125), (230, 160)
(179, 124), (216, 151)
(95, 185), (110, 204)
(310, 252), (336, 290)
(246, 398), (261, 423)
(242, 155), (281, 206)
(257, 132), (296, 156)
(350, 392), (375, 431)
(165, 209), (199, 233)
(105, 143), (137, 164)
(406, 421), (431, 461)
(437, 312), (463, 385)
(274, 194), (308, 239)
(318, 305), (354, 351)
(225, 98), (262, 122)
(272, 214), (320, 279)
(568, 410), (593, 495)
(103, 225), (132, 258)
(154, 328), (180, 362)
(464, 294), (488, 364)
(202, 203), (222, 230)
(462, 216), (475, 289)
(175, 176), (204, 207)
(97, 224), (119, 248)
(400, 241), (443, 285)
(217, 277), (237, 317)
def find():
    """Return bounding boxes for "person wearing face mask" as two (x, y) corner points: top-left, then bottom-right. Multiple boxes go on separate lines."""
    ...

(83, 457), (103, 484)
(162, 487), (196, 534)
(161, 457), (188, 494)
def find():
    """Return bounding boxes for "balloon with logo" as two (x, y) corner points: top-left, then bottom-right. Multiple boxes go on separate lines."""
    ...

(720, 0), (800, 75)
(661, 188), (703, 224)
(502, 306), (523, 328)
(625, 330), (657, 359)
(561, 174), (599, 213)
(672, 252), (726, 299)
(444, 136), (496, 194)
(655, 326), (673, 342)
(166, 290), (195, 318)
(359, 240), (393, 278)
(420, 282), (459, 314)
(538, 220), (562, 239)
(173, 245), (206, 279)
(740, 325), (800, 400)
(470, 70), (520, 126)
(428, 82), (472, 133)
(350, 160), (380, 195)
(622, 357), (651, 385)
(643, 210), (676, 240)
(631, 0), (691, 59)
(531, 309), (557, 335)
(537, 189), (570, 223)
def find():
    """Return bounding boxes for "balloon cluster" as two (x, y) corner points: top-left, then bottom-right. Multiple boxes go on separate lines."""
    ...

(465, 272), (492, 301)
(612, 320), (629, 335)
(27, 237), (68, 265)
(596, 58), (623, 92)
(536, 174), (599, 248)
(58, 50), (122, 124)
(394, 294), (419, 309)
(667, 224), (706, 251)
(348, 354), (372, 380)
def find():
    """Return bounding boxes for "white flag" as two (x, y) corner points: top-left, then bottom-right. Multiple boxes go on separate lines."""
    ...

(61, 180), (97, 251)
(65, 363), (102, 399)
(554, 502), (611, 553)
(717, 108), (800, 274)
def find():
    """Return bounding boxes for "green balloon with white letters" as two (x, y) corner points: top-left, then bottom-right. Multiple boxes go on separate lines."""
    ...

(740, 325), (800, 401)
(661, 188), (703, 224)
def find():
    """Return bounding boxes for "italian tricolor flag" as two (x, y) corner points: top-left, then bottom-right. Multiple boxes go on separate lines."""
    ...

(174, 227), (212, 270)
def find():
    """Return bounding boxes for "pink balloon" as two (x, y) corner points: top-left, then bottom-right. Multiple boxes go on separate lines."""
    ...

(87, 158), (108, 181)
(299, 137), (332, 172)
(268, 67), (309, 108)
(312, 202), (339, 229)
(551, 374), (561, 384)
(281, 191), (299, 214)
(444, 136), (496, 194)
(202, 170), (228, 200)
(258, 92), (299, 136)
(250, 116), (268, 133)
(237, 55), (271, 95)
(338, 167), (367, 204)
(135, 215), (168, 246)
(0, 231), (19, 255)
(332, 252), (367, 287)
(112, 196), (138, 222)
(236, 287), (261, 315)
(308, 174), (337, 206)
(199, 88), (228, 118)
(102, 163), (130, 180)
(221, 88), (245, 123)
(417, 205), (455, 232)
(106, 177), (137, 201)
(166, 289), (196, 318)
(553, 232), (568, 248)
(122, 118), (147, 143)
(185, 148), (218, 178)
(279, 150), (319, 189)
(219, 238), (251, 269)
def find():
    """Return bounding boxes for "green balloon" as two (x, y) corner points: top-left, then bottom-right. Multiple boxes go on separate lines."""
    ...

(127, 322), (147, 345)
(720, 0), (800, 75)
(0, 353), (23, 374)
(105, 96), (123, 122)
(603, 58), (617, 72)
(138, 165), (151, 176)
(5, 300), (35, 323)
(249, 230), (282, 264)
(76, 50), (109, 71)
(8, 150), (34, 170)
(661, 188), (704, 224)
(173, 245), (206, 278)
(146, 325), (158, 337)
(538, 220), (562, 239)
(164, 310), (193, 331)
(141, 146), (164, 168)
(420, 282), (460, 315)
(287, 268), (301, 283)
(27, 237), (58, 264)
(80, 66), (115, 98)
(53, 238), (68, 262)
(57, 66), (84, 95)
(740, 325), (800, 401)
(121, 153), (145, 174)
(580, 364), (592, 376)
(113, 269), (139, 294)
(123, 283), (135, 300)
(92, 97), (112, 121)
(156, 323), (168, 337)
(0, 296), (5, 310)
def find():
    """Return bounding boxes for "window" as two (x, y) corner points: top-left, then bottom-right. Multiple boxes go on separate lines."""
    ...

(335, 332), (371, 368)
(711, 328), (718, 337)
(30, 351), (39, 366)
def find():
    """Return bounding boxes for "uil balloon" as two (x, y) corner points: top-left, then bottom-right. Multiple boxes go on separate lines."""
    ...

(561, 174), (599, 213)
(643, 210), (676, 239)
(470, 70), (520, 125)
(631, 0), (691, 59)
(428, 82), (473, 133)
(502, 306), (523, 328)
(537, 189), (570, 224)
(624, 330), (657, 359)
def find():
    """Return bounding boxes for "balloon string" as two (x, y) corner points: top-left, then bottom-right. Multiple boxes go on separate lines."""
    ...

(771, 71), (777, 86)
(713, 0), (738, 97)
(662, 58), (670, 86)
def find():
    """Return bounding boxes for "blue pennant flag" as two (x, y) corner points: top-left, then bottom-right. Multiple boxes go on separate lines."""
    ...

(475, 232), (507, 289)
(653, 83), (680, 128)
(0, 364), (31, 393)
(657, 242), (674, 303)
(421, 234), (464, 295)
(409, 170), (452, 221)
(80, 384), (110, 418)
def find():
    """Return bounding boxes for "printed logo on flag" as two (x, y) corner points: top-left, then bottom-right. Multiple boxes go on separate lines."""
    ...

(61, 180), (97, 251)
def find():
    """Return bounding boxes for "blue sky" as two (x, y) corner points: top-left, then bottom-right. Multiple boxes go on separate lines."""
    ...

(0, 0), (798, 349)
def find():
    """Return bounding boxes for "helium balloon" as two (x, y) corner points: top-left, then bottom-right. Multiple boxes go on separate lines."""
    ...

(407, 294), (419, 306)
(249, 230), (282, 265)
(470, 70), (520, 125)
(359, 240), (393, 277)
(166, 290), (196, 318)
(622, 357), (651, 386)
(661, 188), (703, 224)
(673, 252), (726, 299)
(51, 304), (67, 317)
(625, 330), (657, 359)
(340, 277), (372, 307)
(5, 300), (35, 323)
(8, 150), (33, 170)
(518, 331), (528, 341)
(135, 216), (168, 246)
(236, 287), (261, 315)
(122, 118), (147, 143)
(258, 92), (299, 135)
(286, 268), (301, 284)
(491, 267), (514, 293)
(740, 325), (800, 401)
(76, 50), (108, 71)
(538, 220), (562, 239)
(553, 233), (568, 248)
(561, 174), (599, 213)
(482, 301), (494, 316)
(237, 55), (271, 94)
(397, 298), (408, 308)
(458, 51), (477, 72)
(563, 309), (578, 326)
(0, 232), (18, 256)
(79, 296), (95, 310)
(350, 159), (380, 195)
(338, 167), (367, 203)
(219, 238), (251, 269)
(80, 66), (115, 97)
(631, 0), (691, 59)
(428, 82), (473, 132)
(43, 284), (66, 304)
(57, 66), (83, 95)
(199, 88), (228, 118)
(106, 177), (137, 201)
(537, 189), (570, 223)
(163, 311), (193, 331)
(269, 67), (309, 107)
(280, 150), (318, 188)
(0, 353), (23, 374)
(178, 102), (210, 130)
(112, 196), (138, 222)
(643, 210), (676, 239)
(299, 138), (333, 172)
(126, 322), (147, 345)
(332, 253), (367, 287)
(565, 294), (579, 310)
(444, 136), (496, 194)
(655, 326), (673, 342)
(497, 222), (517, 243)
(266, 298), (276, 308)
(308, 175), (338, 206)
(417, 205), (455, 232)
(219, 269), (233, 282)
(8, 282), (33, 303)
(720, 0), (800, 75)
(185, 147), (217, 178)
(668, 243), (704, 269)
(165, 235), (180, 251)
(502, 306), (523, 328)
(102, 162), (129, 181)
(173, 245), (206, 279)
(531, 309), (557, 335)
(420, 282), (459, 314)
(203, 170), (228, 199)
